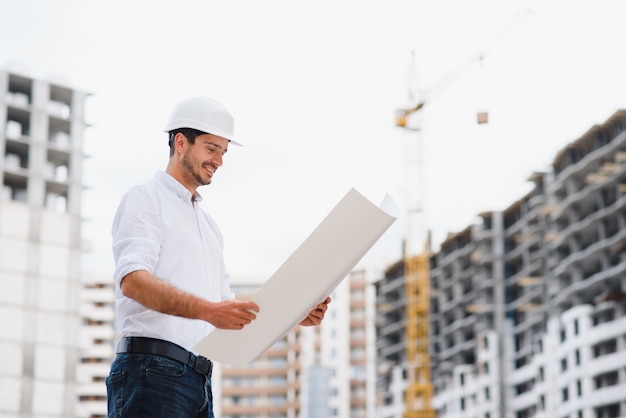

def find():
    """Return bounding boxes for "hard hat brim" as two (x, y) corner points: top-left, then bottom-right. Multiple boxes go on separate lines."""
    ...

(163, 127), (243, 147)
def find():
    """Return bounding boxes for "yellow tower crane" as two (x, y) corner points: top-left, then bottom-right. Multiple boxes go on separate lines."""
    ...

(395, 52), (435, 418)
(395, 11), (532, 418)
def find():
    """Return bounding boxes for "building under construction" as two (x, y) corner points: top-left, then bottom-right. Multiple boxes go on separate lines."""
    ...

(0, 69), (116, 418)
(376, 109), (626, 418)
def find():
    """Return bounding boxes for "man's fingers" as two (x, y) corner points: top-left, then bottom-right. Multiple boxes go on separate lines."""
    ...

(308, 313), (322, 325)
(244, 301), (260, 312)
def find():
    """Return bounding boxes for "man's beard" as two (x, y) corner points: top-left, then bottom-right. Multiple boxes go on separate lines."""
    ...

(181, 151), (211, 187)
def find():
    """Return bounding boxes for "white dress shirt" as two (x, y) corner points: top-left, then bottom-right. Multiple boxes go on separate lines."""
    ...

(111, 170), (235, 351)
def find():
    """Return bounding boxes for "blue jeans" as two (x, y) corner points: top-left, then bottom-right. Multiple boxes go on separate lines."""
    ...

(106, 353), (214, 418)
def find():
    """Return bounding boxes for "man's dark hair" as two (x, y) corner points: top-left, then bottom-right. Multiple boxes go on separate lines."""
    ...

(168, 128), (206, 156)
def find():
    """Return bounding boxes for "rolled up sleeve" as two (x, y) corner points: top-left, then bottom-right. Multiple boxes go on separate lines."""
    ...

(112, 186), (162, 287)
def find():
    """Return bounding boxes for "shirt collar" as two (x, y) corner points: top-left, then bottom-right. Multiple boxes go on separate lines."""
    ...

(154, 170), (203, 204)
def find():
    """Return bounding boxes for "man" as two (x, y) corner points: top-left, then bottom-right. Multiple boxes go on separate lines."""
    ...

(106, 96), (330, 417)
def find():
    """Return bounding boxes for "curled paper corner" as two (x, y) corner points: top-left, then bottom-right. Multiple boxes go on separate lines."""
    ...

(379, 193), (399, 219)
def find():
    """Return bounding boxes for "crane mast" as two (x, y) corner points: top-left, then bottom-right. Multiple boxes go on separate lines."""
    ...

(404, 250), (434, 418)
(396, 94), (435, 418)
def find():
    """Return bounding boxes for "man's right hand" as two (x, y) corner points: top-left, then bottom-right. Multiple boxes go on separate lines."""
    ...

(205, 299), (260, 330)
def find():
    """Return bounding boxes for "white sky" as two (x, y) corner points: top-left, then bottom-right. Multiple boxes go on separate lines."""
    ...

(2, 0), (626, 282)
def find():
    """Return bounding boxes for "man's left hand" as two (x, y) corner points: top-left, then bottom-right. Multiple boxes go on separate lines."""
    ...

(300, 296), (331, 326)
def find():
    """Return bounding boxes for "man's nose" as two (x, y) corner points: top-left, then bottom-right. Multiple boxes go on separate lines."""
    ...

(213, 154), (223, 167)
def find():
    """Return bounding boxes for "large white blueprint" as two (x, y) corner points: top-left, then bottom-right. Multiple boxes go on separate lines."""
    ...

(194, 188), (398, 365)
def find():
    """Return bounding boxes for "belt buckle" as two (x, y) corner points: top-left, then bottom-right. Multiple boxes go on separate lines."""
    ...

(194, 356), (212, 377)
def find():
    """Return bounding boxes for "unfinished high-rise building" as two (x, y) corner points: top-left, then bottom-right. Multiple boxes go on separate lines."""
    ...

(0, 70), (114, 418)
(376, 109), (626, 418)
(431, 109), (626, 418)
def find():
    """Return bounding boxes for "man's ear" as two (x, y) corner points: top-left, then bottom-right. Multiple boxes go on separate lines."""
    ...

(174, 132), (187, 153)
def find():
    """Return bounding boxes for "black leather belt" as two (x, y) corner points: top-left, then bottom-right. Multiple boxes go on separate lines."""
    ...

(116, 337), (212, 377)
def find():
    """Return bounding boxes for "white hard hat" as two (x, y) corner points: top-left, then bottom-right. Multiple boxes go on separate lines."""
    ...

(163, 96), (242, 146)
